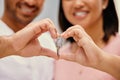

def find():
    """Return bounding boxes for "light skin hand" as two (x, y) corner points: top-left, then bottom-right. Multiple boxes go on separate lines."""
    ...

(0, 18), (58, 59)
(60, 25), (104, 67)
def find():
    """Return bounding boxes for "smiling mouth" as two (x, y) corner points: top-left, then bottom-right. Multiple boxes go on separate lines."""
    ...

(74, 11), (88, 18)
(17, 2), (38, 15)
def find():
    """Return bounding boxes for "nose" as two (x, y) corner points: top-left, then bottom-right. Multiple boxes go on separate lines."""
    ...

(74, 0), (85, 8)
(24, 0), (37, 6)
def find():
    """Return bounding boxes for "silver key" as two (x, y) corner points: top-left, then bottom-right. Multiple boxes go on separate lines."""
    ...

(55, 37), (64, 57)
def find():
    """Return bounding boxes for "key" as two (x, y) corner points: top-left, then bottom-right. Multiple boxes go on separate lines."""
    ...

(55, 37), (64, 57)
(57, 46), (60, 57)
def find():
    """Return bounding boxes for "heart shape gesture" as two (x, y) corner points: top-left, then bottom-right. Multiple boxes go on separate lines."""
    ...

(2, 18), (58, 59)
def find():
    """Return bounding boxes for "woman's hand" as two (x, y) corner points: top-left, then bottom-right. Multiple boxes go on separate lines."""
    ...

(60, 25), (104, 67)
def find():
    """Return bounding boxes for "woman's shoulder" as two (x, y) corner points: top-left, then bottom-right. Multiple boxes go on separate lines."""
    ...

(104, 33), (120, 55)
(112, 33), (120, 42)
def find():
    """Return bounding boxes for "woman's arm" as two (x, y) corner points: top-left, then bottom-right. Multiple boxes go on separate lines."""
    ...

(97, 52), (120, 80)
(60, 25), (120, 80)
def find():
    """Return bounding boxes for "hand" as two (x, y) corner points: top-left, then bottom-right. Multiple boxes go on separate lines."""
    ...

(60, 25), (104, 67)
(0, 18), (58, 59)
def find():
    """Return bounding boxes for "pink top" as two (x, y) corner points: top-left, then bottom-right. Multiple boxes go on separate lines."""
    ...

(54, 34), (120, 80)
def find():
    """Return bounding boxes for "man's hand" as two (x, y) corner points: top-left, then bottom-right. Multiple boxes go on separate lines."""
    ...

(0, 18), (58, 59)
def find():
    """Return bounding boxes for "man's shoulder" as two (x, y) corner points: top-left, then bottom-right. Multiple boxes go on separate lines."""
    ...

(0, 19), (14, 35)
(0, 19), (7, 27)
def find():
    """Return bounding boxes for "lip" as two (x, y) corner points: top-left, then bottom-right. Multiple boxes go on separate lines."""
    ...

(17, 2), (38, 16)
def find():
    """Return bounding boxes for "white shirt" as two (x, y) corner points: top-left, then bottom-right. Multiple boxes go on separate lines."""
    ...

(0, 20), (56, 80)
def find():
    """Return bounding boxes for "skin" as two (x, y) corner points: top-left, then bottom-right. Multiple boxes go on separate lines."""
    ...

(0, 18), (58, 59)
(0, 0), (58, 58)
(62, 0), (109, 47)
(60, 25), (120, 80)
(2, 0), (44, 32)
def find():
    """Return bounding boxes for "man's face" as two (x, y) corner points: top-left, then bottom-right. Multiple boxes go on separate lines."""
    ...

(4, 0), (44, 25)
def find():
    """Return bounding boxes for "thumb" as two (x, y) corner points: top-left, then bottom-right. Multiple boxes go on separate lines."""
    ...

(41, 48), (58, 60)
(59, 52), (75, 62)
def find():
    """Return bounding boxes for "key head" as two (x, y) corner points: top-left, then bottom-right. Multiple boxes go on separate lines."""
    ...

(55, 37), (64, 57)
(55, 37), (64, 48)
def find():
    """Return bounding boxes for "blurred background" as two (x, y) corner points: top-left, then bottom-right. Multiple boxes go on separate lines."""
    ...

(0, 0), (119, 32)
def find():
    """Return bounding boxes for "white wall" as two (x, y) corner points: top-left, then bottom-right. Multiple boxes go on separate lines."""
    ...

(114, 0), (120, 32)
(33, 0), (60, 28)
(0, 0), (4, 16)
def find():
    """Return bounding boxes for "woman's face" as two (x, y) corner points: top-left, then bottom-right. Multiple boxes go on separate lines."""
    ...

(62, 0), (108, 29)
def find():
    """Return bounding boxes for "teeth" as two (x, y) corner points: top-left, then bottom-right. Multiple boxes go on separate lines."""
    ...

(20, 4), (36, 14)
(21, 7), (33, 13)
(75, 12), (87, 16)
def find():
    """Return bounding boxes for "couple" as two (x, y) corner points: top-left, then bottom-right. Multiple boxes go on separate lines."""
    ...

(0, 0), (120, 80)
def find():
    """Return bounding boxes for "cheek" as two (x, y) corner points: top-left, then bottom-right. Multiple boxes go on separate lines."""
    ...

(37, 1), (44, 11)
(92, 6), (103, 17)
(63, 4), (71, 17)
(63, 8), (69, 16)
(88, 1), (103, 17)
(92, 1), (104, 13)
(62, 1), (72, 13)
(6, 1), (16, 12)
(38, 0), (44, 7)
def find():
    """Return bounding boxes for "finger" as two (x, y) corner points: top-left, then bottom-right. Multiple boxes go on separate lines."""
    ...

(62, 28), (81, 41)
(11, 18), (57, 50)
(62, 25), (91, 43)
(59, 52), (75, 62)
(45, 19), (58, 39)
(41, 47), (59, 60)
(61, 25), (81, 38)
(35, 18), (58, 39)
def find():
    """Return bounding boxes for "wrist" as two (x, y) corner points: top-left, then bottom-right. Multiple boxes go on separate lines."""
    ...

(0, 36), (14, 58)
(94, 51), (120, 79)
